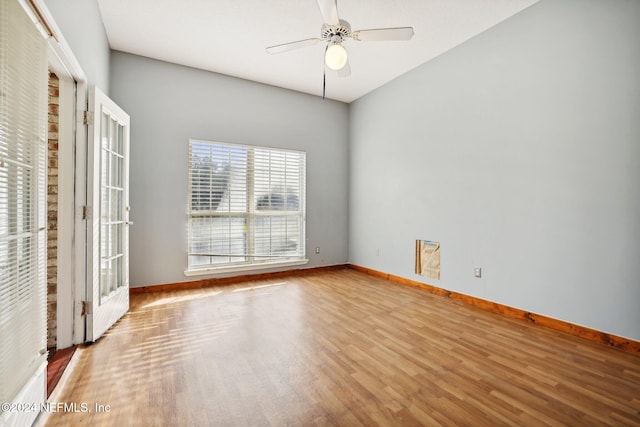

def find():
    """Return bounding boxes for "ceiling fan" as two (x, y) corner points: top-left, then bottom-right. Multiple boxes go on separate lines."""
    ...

(266, 0), (414, 81)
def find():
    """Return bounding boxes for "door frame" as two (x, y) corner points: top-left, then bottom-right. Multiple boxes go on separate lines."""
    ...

(27, 0), (89, 346)
(46, 55), (76, 349)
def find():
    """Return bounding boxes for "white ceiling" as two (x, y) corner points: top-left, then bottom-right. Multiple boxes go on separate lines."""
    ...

(97, 0), (539, 103)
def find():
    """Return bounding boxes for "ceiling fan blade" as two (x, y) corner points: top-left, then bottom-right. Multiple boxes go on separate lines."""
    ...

(316, 0), (339, 25)
(337, 59), (351, 78)
(266, 38), (322, 55)
(352, 27), (415, 42)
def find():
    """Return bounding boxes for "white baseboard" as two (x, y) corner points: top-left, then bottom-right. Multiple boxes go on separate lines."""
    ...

(0, 362), (47, 427)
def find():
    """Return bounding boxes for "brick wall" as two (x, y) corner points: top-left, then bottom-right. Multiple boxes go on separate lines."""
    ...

(47, 72), (59, 352)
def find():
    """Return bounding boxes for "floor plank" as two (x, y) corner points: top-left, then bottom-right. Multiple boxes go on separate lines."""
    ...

(41, 268), (640, 426)
(46, 346), (77, 397)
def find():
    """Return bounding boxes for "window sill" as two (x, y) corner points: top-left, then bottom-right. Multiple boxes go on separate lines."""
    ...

(184, 259), (309, 277)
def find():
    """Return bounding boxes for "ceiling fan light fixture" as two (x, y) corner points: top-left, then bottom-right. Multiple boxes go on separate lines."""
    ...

(325, 43), (348, 70)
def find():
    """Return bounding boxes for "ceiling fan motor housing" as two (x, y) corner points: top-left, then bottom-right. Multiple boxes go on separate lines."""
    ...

(321, 19), (352, 42)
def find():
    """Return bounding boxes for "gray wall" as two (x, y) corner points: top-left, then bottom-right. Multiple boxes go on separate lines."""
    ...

(44, 0), (110, 92)
(349, 0), (640, 341)
(109, 52), (349, 287)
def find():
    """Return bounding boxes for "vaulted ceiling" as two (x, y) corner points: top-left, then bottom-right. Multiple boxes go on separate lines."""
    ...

(97, 0), (539, 103)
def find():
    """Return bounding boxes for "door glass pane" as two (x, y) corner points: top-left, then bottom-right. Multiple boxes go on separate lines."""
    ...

(117, 123), (124, 155)
(100, 258), (109, 298)
(110, 115), (117, 152)
(113, 223), (122, 254)
(111, 189), (121, 221)
(111, 154), (122, 188)
(115, 256), (122, 293)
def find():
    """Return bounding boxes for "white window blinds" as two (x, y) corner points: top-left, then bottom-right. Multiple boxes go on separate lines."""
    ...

(188, 140), (306, 271)
(0, 0), (48, 412)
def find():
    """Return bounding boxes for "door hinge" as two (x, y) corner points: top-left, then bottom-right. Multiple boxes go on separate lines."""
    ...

(82, 205), (89, 220)
(81, 301), (92, 316)
(83, 110), (93, 125)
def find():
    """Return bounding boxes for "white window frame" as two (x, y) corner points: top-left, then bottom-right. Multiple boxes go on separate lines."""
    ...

(185, 140), (308, 276)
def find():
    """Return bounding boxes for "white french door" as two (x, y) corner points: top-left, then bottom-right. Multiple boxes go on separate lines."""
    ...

(85, 87), (130, 342)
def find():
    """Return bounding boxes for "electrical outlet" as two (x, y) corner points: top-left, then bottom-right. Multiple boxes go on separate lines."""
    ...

(474, 267), (482, 278)
(315, 247), (320, 254)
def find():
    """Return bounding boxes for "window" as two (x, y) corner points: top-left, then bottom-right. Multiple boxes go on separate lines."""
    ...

(187, 140), (306, 273)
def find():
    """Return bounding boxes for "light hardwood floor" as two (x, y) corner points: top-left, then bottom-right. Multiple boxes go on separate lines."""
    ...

(41, 268), (640, 426)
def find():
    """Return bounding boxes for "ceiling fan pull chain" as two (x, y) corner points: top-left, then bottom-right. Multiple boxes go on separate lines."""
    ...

(323, 69), (327, 100)
(322, 45), (328, 100)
